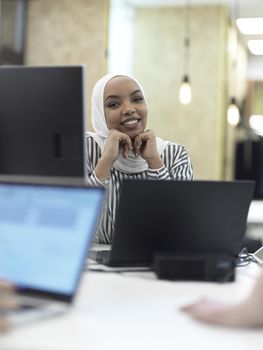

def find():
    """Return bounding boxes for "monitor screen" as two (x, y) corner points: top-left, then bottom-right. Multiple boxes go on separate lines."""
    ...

(0, 182), (104, 299)
(0, 65), (86, 177)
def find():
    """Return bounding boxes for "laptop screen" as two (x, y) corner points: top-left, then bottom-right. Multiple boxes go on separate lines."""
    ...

(0, 182), (104, 300)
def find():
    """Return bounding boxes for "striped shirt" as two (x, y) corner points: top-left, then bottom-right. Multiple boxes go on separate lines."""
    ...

(86, 135), (194, 244)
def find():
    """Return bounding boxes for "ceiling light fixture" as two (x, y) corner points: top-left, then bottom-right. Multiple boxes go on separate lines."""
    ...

(247, 39), (263, 55)
(236, 18), (263, 35)
(179, 0), (192, 105)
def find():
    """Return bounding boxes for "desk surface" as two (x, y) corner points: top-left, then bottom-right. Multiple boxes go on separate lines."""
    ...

(1, 263), (263, 350)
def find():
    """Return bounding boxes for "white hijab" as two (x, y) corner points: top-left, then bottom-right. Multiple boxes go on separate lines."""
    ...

(88, 73), (168, 174)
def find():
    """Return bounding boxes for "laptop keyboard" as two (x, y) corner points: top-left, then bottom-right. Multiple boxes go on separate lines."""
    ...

(15, 295), (50, 310)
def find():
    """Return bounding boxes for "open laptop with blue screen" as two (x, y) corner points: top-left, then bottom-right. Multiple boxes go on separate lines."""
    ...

(0, 180), (104, 324)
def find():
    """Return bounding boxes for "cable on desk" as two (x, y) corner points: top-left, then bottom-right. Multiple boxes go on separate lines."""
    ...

(236, 247), (259, 267)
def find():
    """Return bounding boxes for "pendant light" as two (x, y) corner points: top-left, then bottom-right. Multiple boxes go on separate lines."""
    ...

(179, 0), (192, 105)
(227, 0), (240, 126)
(227, 96), (240, 126)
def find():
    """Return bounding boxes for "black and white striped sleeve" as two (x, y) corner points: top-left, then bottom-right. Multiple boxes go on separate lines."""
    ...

(147, 143), (193, 180)
(85, 135), (109, 188)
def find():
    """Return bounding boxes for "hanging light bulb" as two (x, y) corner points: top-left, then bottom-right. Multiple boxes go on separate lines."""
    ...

(227, 96), (240, 126)
(227, 0), (240, 127)
(179, 0), (192, 105)
(179, 74), (192, 105)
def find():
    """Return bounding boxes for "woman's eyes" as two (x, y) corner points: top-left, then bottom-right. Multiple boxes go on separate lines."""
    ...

(106, 96), (144, 109)
(133, 96), (144, 103)
(107, 101), (120, 108)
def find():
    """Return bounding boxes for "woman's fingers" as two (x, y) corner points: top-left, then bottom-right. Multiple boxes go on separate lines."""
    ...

(103, 130), (133, 162)
(133, 130), (159, 161)
(118, 133), (133, 158)
(133, 133), (148, 156)
(121, 142), (130, 158)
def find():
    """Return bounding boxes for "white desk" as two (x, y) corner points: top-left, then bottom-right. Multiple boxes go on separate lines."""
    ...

(1, 263), (263, 350)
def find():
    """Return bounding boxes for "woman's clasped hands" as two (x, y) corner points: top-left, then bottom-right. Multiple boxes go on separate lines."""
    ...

(102, 129), (162, 167)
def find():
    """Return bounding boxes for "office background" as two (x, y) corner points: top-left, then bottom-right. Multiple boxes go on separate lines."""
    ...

(1, 0), (263, 183)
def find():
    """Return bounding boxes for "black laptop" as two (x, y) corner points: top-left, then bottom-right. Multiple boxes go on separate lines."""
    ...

(90, 179), (254, 267)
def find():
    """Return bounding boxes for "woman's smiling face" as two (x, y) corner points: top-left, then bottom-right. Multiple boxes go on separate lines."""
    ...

(103, 76), (148, 140)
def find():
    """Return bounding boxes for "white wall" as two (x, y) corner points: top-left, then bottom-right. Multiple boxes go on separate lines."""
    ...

(107, 0), (134, 74)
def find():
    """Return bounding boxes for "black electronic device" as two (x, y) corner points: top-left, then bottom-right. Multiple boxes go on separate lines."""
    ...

(0, 65), (86, 178)
(89, 179), (255, 267)
(153, 253), (236, 282)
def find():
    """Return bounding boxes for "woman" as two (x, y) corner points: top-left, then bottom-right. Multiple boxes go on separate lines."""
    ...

(86, 73), (193, 244)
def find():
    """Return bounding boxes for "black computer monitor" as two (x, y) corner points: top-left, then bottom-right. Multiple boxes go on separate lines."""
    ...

(0, 65), (86, 178)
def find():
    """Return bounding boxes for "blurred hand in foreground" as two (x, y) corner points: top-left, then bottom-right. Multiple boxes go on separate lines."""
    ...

(0, 281), (16, 333)
(181, 272), (263, 328)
